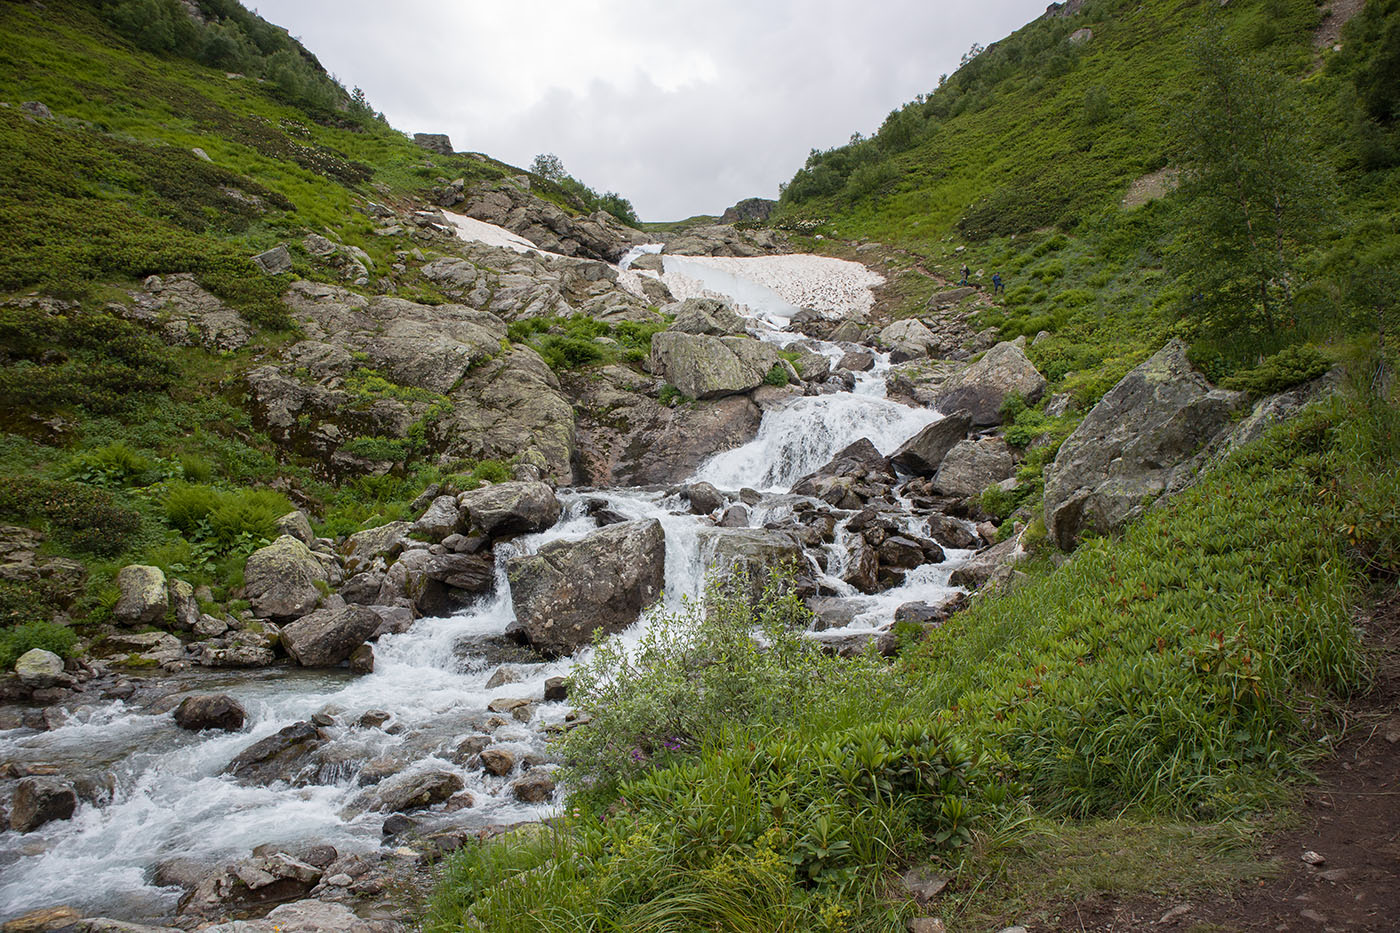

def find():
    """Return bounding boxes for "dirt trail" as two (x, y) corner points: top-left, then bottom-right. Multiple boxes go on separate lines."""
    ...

(1057, 589), (1400, 932)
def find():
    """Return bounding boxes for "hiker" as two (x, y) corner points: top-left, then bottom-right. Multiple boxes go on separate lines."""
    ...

(992, 272), (1004, 294)
(959, 263), (969, 286)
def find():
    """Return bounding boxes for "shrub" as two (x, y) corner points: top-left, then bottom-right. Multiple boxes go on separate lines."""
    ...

(763, 363), (790, 387)
(66, 443), (161, 488)
(1220, 344), (1333, 395)
(0, 620), (78, 669)
(206, 488), (292, 548)
(0, 476), (142, 556)
(164, 483), (222, 534)
(536, 335), (608, 371)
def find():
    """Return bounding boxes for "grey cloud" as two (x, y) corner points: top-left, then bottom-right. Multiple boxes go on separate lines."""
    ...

(253, 1), (1049, 219)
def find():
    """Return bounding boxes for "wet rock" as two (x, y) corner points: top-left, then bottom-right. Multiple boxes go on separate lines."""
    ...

(890, 414), (972, 477)
(113, 564), (168, 625)
(452, 736), (490, 765)
(360, 769), (464, 814)
(842, 537), (881, 594)
(718, 504), (750, 527)
(544, 676), (568, 701)
(485, 665), (523, 689)
(3, 906), (81, 933)
(1043, 340), (1248, 549)
(807, 596), (861, 630)
(173, 694), (246, 732)
(948, 537), (1025, 592)
(680, 481), (725, 515)
(510, 772), (556, 803)
(507, 519), (665, 656)
(924, 513), (981, 550)
(10, 777), (77, 832)
(348, 644), (374, 674)
(358, 710), (392, 729)
(791, 438), (897, 509)
(933, 437), (1015, 498)
(382, 813), (417, 837)
(281, 605), (381, 668)
(224, 721), (324, 785)
(457, 481), (560, 538)
(479, 747), (515, 776)
(105, 631), (184, 666)
(14, 649), (66, 688)
(838, 348), (875, 371)
(340, 522), (411, 575)
(934, 341), (1047, 426)
(245, 536), (328, 621)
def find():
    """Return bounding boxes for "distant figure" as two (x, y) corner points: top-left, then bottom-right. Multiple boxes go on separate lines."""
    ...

(992, 272), (1004, 294)
(959, 263), (969, 286)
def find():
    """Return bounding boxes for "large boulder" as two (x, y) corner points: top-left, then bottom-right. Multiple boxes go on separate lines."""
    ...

(1043, 340), (1248, 549)
(10, 777), (77, 832)
(457, 481), (560, 538)
(877, 319), (937, 361)
(173, 694), (247, 732)
(698, 526), (812, 602)
(649, 332), (778, 399)
(201, 898), (402, 933)
(889, 413), (973, 476)
(934, 341), (1047, 425)
(357, 769), (464, 814)
(14, 648), (65, 688)
(409, 495), (463, 541)
(667, 298), (748, 336)
(790, 438), (896, 508)
(340, 521), (411, 575)
(933, 438), (1016, 498)
(280, 605), (382, 668)
(506, 519), (665, 656)
(244, 536), (328, 621)
(114, 564), (168, 625)
(414, 552), (495, 617)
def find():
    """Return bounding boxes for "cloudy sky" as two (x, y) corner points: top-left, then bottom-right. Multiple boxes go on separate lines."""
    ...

(252, 1), (1050, 220)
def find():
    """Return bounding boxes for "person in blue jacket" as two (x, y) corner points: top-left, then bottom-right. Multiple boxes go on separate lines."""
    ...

(992, 272), (1004, 294)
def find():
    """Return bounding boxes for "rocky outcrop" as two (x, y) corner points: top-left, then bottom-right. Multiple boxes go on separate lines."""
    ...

(567, 366), (763, 486)
(1043, 340), (1248, 550)
(341, 522), (410, 575)
(244, 536), (328, 621)
(933, 437), (1016, 498)
(413, 133), (453, 154)
(890, 414), (972, 476)
(280, 606), (381, 668)
(114, 564), (168, 625)
(667, 298), (749, 336)
(506, 519), (665, 656)
(10, 777), (77, 832)
(457, 482), (560, 537)
(649, 332), (779, 400)
(459, 180), (646, 262)
(934, 341), (1047, 425)
(132, 274), (253, 352)
(174, 694), (247, 732)
(719, 198), (776, 224)
(656, 223), (783, 257)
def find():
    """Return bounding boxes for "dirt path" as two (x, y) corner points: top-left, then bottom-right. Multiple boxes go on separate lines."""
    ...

(1056, 590), (1400, 932)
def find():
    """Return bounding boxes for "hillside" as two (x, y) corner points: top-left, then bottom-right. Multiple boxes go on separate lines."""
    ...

(0, 1), (1397, 932)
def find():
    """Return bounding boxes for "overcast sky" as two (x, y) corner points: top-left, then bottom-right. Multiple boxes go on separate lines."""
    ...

(251, 1), (1050, 220)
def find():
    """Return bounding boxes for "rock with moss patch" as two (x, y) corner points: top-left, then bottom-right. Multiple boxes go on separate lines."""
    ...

(457, 481), (560, 538)
(244, 536), (328, 621)
(934, 341), (1047, 426)
(114, 565), (169, 626)
(649, 332), (778, 399)
(14, 649), (65, 688)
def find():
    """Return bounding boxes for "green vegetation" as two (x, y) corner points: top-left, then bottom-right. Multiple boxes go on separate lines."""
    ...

(430, 391), (1394, 930)
(0, 620), (78, 668)
(507, 313), (667, 371)
(529, 152), (641, 226)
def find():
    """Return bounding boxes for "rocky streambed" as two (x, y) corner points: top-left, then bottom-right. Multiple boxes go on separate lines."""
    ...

(1, 214), (1329, 932)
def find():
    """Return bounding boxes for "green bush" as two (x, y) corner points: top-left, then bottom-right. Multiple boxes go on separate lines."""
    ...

(163, 483), (222, 534)
(0, 620), (78, 669)
(66, 442), (161, 488)
(206, 488), (292, 548)
(1220, 344), (1333, 395)
(536, 335), (608, 371)
(0, 476), (142, 555)
(763, 363), (790, 387)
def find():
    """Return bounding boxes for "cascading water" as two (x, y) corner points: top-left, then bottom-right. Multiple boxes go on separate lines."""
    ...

(0, 248), (969, 924)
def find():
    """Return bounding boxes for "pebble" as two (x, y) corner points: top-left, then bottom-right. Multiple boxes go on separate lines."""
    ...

(1159, 904), (1192, 923)
(907, 920), (946, 933)
(1301, 850), (1326, 866)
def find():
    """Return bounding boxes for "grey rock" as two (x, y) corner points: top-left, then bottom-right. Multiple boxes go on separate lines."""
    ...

(457, 481), (560, 538)
(244, 536), (328, 621)
(281, 605), (382, 668)
(681, 481), (725, 515)
(274, 511), (315, 546)
(890, 414), (972, 476)
(544, 676), (568, 701)
(173, 694), (246, 732)
(649, 331), (778, 399)
(934, 437), (1016, 498)
(698, 526), (812, 603)
(252, 245), (293, 276)
(10, 777), (77, 832)
(348, 643), (374, 674)
(1043, 340), (1248, 550)
(223, 722), (324, 785)
(168, 578), (200, 631)
(667, 298), (749, 336)
(341, 522), (411, 575)
(935, 341), (1047, 425)
(506, 519), (665, 656)
(360, 770), (464, 814)
(114, 564), (168, 626)
(413, 133), (453, 154)
(410, 495), (463, 542)
(14, 648), (65, 688)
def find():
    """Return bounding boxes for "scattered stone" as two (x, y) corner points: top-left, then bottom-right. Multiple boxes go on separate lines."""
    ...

(899, 866), (950, 902)
(358, 710), (392, 729)
(348, 643), (375, 674)
(223, 721), (323, 785)
(9, 777), (77, 832)
(251, 245), (293, 275)
(1318, 867), (1351, 883)
(479, 747), (515, 776)
(274, 510), (315, 546)
(907, 920), (947, 933)
(1301, 850), (1326, 866)
(510, 772), (555, 803)
(173, 694), (246, 732)
(1159, 903), (1192, 923)
(20, 100), (53, 120)
(544, 676), (568, 701)
(361, 769), (464, 813)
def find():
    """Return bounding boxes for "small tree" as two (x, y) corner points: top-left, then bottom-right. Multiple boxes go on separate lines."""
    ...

(529, 152), (566, 182)
(1167, 31), (1335, 341)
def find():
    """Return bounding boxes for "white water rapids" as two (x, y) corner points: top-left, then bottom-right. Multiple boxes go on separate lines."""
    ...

(0, 251), (967, 923)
